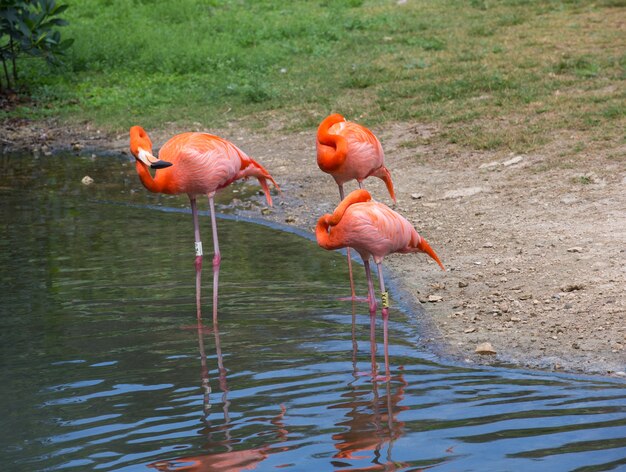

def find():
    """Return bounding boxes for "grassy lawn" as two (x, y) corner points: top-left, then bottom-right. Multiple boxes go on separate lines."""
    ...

(4, 0), (625, 153)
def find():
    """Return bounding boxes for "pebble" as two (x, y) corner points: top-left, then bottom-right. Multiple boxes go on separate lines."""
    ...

(261, 208), (272, 215)
(562, 284), (584, 292)
(458, 281), (469, 288)
(479, 161), (500, 169)
(475, 342), (496, 355)
(567, 247), (583, 253)
(410, 193), (423, 200)
(464, 327), (476, 333)
(428, 295), (443, 302)
(502, 155), (524, 166)
(81, 176), (94, 185)
(285, 216), (296, 223)
(442, 186), (488, 199)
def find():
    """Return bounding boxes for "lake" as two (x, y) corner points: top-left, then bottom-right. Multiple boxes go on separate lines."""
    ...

(1, 152), (625, 471)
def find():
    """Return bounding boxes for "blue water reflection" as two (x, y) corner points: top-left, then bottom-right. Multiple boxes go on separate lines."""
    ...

(0, 153), (625, 471)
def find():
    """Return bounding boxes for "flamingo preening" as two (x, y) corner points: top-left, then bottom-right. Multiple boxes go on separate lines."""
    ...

(316, 113), (396, 299)
(129, 126), (279, 322)
(316, 189), (444, 380)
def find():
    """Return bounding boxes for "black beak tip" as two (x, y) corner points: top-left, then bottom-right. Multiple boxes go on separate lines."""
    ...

(151, 160), (173, 169)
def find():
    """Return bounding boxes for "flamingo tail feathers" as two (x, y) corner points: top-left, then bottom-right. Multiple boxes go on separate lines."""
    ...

(370, 165), (396, 203)
(239, 157), (280, 207)
(415, 236), (445, 271)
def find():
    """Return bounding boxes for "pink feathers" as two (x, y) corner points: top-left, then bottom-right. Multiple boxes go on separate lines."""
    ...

(316, 189), (444, 269)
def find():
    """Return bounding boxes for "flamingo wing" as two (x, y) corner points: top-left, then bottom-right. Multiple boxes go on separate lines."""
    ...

(345, 203), (413, 261)
(328, 122), (385, 183)
(158, 133), (243, 195)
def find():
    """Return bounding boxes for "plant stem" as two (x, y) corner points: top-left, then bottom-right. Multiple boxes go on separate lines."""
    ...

(10, 38), (18, 83)
(1, 57), (11, 89)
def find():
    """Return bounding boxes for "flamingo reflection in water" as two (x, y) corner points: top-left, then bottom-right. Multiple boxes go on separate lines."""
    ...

(329, 323), (410, 471)
(148, 315), (287, 472)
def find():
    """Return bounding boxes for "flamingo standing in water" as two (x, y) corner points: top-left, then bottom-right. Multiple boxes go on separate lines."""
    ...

(316, 189), (444, 380)
(316, 113), (396, 299)
(129, 126), (279, 322)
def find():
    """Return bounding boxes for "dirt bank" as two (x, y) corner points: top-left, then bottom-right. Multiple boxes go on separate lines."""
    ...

(3, 118), (624, 377)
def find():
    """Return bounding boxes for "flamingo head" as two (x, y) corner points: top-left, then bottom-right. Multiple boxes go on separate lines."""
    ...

(129, 126), (173, 169)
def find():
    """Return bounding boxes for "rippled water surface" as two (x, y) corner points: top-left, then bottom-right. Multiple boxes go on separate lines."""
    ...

(1, 153), (625, 471)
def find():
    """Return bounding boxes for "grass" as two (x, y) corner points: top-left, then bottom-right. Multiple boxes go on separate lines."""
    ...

(3, 0), (625, 152)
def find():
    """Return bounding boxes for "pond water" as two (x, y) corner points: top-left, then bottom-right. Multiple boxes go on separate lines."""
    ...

(1, 153), (625, 471)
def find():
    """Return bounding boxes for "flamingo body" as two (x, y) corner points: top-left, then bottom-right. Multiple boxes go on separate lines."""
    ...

(130, 128), (277, 204)
(316, 114), (395, 202)
(316, 190), (443, 269)
(316, 189), (444, 380)
(129, 126), (278, 322)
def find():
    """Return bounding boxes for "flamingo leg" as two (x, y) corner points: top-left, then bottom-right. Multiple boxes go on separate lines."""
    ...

(363, 259), (378, 377)
(351, 302), (358, 374)
(190, 197), (203, 321)
(376, 263), (391, 382)
(196, 316), (211, 417)
(338, 184), (357, 300)
(208, 194), (221, 325)
(212, 316), (230, 429)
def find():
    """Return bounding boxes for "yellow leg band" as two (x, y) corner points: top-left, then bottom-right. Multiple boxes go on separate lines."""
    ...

(381, 291), (390, 308)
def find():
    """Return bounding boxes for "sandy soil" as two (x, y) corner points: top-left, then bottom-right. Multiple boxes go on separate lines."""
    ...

(3, 118), (625, 377)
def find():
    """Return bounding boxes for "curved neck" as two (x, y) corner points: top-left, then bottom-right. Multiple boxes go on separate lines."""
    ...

(315, 189), (372, 249)
(315, 215), (334, 249)
(317, 114), (348, 172)
(135, 161), (165, 193)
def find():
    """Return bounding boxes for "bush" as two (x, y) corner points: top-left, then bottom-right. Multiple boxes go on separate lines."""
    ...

(0, 0), (72, 90)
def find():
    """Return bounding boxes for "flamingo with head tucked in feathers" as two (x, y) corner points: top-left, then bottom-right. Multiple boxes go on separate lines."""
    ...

(317, 113), (396, 299)
(129, 126), (279, 322)
(316, 189), (444, 381)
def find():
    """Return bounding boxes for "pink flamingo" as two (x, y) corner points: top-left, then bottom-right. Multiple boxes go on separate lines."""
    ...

(317, 113), (396, 299)
(316, 189), (444, 380)
(129, 126), (279, 322)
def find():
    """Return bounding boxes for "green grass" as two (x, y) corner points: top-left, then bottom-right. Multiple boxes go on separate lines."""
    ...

(4, 0), (625, 152)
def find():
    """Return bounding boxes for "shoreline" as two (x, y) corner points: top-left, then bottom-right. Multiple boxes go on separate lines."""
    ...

(3, 119), (625, 377)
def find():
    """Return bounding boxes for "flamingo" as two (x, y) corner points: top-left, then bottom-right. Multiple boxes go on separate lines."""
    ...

(316, 113), (396, 299)
(316, 189), (444, 380)
(129, 126), (279, 322)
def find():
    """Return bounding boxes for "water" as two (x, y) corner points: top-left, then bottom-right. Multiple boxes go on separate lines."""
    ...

(1, 153), (625, 471)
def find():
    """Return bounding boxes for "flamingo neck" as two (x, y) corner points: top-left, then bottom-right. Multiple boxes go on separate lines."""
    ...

(135, 161), (165, 193)
(315, 189), (372, 250)
(315, 215), (335, 250)
(317, 114), (348, 172)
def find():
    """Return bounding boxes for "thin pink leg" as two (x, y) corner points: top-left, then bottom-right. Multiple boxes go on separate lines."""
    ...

(363, 259), (378, 377)
(190, 197), (203, 322)
(351, 303), (358, 374)
(208, 194), (221, 325)
(376, 263), (391, 382)
(338, 184), (357, 300)
(363, 259), (377, 314)
(196, 317), (211, 416)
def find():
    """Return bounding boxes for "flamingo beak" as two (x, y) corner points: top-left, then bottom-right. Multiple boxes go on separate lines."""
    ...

(151, 160), (173, 169)
(137, 148), (173, 169)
